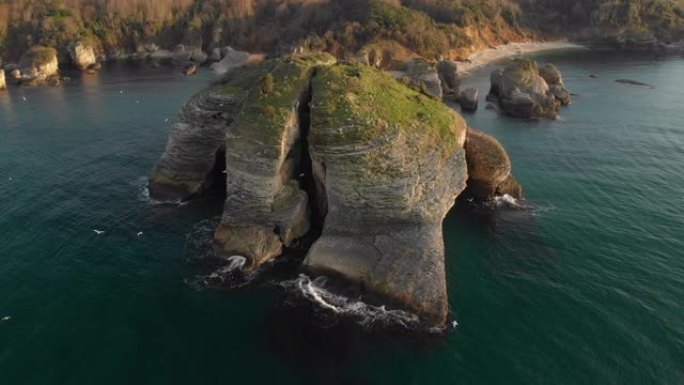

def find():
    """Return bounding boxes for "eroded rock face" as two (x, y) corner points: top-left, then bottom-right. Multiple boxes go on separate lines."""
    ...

(304, 64), (467, 326)
(437, 60), (460, 97)
(0, 70), (6, 91)
(14, 46), (59, 86)
(460, 87), (479, 111)
(149, 61), (276, 201)
(150, 55), (474, 328)
(214, 56), (336, 268)
(401, 59), (443, 99)
(463, 129), (522, 201)
(68, 41), (97, 71)
(488, 59), (571, 119)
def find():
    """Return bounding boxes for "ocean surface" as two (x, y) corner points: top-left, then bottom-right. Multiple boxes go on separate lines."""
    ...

(1, 50), (683, 384)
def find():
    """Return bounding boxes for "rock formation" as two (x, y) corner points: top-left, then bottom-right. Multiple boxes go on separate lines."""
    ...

(437, 60), (460, 99)
(539, 63), (571, 105)
(460, 88), (479, 111)
(11, 46), (59, 86)
(183, 63), (198, 76)
(0, 69), (6, 91)
(149, 54), (476, 328)
(488, 58), (571, 119)
(462, 129), (522, 201)
(68, 41), (98, 72)
(304, 63), (467, 326)
(400, 59), (443, 99)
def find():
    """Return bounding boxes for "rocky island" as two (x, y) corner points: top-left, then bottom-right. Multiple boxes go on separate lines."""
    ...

(488, 58), (572, 119)
(149, 54), (520, 328)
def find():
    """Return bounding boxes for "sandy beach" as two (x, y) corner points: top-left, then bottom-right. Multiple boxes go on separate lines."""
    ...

(456, 41), (587, 75)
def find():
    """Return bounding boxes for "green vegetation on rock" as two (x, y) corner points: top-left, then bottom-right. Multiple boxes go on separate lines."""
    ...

(311, 63), (462, 151)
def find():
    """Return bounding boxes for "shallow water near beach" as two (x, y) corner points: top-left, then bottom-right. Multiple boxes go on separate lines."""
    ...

(1, 51), (683, 384)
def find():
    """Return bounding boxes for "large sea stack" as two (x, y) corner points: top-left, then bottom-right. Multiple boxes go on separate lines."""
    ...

(149, 54), (520, 328)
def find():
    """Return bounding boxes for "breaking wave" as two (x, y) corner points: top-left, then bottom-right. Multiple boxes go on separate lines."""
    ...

(493, 194), (521, 208)
(280, 274), (421, 329)
(134, 176), (185, 206)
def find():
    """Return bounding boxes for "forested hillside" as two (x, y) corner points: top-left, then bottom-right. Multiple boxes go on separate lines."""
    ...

(0, 0), (682, 62)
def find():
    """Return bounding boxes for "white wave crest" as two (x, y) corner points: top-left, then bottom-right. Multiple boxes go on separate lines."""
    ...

(494, 194), (520, 207)
(282, 274), (420, 328)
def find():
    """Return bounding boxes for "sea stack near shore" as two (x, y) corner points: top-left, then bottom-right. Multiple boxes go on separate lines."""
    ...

(488, 58), (571, 119)
(149, 54), (521, 328)
(10, 46), (60, 86)
(68, 41), (99, 72)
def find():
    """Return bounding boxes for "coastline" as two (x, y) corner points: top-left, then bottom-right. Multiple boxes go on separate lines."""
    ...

(456, 41), (588, 75)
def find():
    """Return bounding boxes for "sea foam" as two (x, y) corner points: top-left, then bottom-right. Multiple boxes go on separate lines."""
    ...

(281, 274), (420, 328)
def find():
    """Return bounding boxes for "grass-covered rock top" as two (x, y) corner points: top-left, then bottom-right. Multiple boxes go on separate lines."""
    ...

(311, 63), (464, 152)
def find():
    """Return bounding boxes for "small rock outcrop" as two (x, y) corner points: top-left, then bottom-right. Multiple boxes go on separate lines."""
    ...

(401, 58), (443, 99)
(460, 87), (479, 111)
(149, 54), (472, 328)
(68, 41), (97, 71)
(437, 60), (460, 98)
(12, 46), (59, 86)
(488, 59), (571, 119)
(183, 63), (198, 76)
(539, 63), (571, 105)
(462, 129), (522, 201)
(0, 69), (6, 91)
(210, 48), (256, 75)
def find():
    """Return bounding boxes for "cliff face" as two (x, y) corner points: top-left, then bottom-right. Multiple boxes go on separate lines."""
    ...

(304, 64), (467, 326)
(149, 54), (469, 328)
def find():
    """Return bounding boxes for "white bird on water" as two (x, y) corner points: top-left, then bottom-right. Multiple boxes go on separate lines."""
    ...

(452, 320), (459, 328)
(137, 231), (143, 237)
(22, 96), (28, 101)
(2, 316), (11, 321)
(93, 229), (105, 235)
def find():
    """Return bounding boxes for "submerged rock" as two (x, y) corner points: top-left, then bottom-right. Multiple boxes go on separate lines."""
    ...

(462, 129), (522, 201)
(488, 58), (571, 119)
(68, 41), (98, 71)
(149, 54), (506, 328)
(615, 79), (655, 88)
(14, 46), (60, 86)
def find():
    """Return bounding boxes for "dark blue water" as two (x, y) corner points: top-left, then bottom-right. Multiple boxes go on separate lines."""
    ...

(1, 51), (683, 384)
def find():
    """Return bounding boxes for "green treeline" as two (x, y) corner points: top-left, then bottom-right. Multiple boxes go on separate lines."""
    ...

(0, 0), (682, 61)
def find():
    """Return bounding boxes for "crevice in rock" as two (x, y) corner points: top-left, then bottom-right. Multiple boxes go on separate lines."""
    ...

(202, 145), (227, 199)
(296, 69), (326, 233)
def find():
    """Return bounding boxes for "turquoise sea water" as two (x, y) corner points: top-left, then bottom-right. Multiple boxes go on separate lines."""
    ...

(1, 51), (683, 384)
